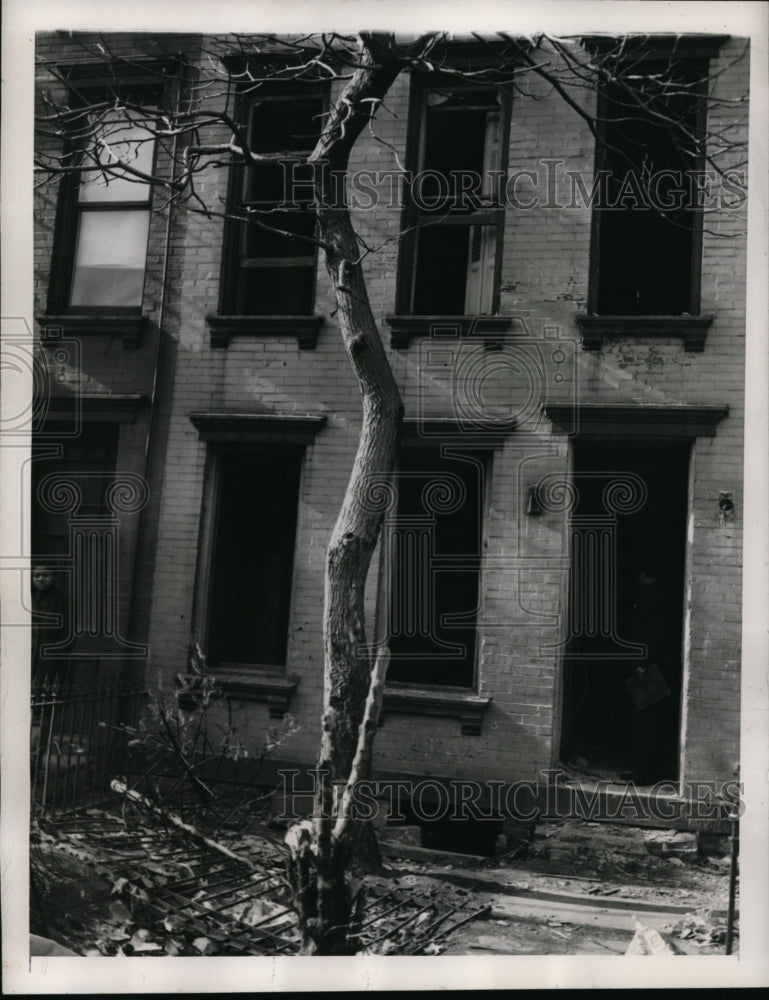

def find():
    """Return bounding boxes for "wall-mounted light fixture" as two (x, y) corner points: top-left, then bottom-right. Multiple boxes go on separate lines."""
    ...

(718, 491), (734, 513)
(719, 491), (735, 527)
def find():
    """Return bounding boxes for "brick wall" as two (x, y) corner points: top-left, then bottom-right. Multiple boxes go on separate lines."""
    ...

(34, 34), (747, 791)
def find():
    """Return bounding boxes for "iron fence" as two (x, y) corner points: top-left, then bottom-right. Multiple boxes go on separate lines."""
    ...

(31, 679), (147, 815)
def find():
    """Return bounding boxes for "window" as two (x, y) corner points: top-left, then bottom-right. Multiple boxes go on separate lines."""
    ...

(220, 84), (326, 316)
(32, 424), (119, 555)
(205, 448), (301, 669)
(47, 96), (158, 315)
(591, 59), (705, 316)
(386, 448), (486, 688)
(397, 80), (509, 317)
(72, 113), (155, 308)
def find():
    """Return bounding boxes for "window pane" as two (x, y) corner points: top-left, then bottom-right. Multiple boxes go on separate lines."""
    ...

(247, 162), (315, 205)
(424, 102), (489, 177)
(250, 95), (324, 154)
(237, 264), (315, 315)
(78, 117), (155, 203)
(73, 210), (150, 267)
(243, 209), (317, 258)
(70, 210), (150, 307)
(412, 224), (470, 314)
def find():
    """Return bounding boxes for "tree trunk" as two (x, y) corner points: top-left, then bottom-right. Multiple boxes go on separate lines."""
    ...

(317, 207), (402, 777)
(284, 33), (427, 955)
(285, 189), (401, 958)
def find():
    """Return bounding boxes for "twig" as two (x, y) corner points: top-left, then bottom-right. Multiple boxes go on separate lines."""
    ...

(110, 779), (259, 872)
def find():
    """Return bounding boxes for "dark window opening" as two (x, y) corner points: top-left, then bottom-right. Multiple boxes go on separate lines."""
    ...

(32, 424), (119, 555)
(560, 441), (689, 784)
(593, 61), (704, 315)
(422, 96), (490, 197)
(207, 449), (301, 668)
(387, 449), (484, 688)
(400, 84), (507, 317)
(392, 793), (503, 857)
(221, 87), (325, 317)
(31, 424), (121, 678)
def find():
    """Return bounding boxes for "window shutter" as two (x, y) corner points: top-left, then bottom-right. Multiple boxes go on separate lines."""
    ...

(464, 108), (501, 314)
(464, 225), (497, 314)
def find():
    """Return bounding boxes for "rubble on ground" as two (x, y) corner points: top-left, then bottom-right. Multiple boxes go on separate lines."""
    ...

(31, 806), (737, 958)
(643, 829), (698, 860)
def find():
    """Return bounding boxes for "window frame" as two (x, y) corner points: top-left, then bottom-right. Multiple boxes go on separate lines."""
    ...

(378, 418), (501, 694)
(189, 411), (326, 711)
(394, 72), (512, 319)
(217, 80), (329, 320)
(30, 393), (150, 664)
(376, 422), (498, 733)
(585, 42), (717, 319)
(45, 69), (167, 320)
(199, 443), (303, 672)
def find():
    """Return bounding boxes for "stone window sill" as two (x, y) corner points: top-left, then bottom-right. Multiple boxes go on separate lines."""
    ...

(206, 315), (324, 350)
(187, 670), (300, 718)
(575, 314), (714, 353)
(38, 314), (148, 349)
(380, 683), (492, 735)
(384, 315), (514, 350)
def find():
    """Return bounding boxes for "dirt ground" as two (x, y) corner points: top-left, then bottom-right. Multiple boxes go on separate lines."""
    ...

(374, 816), (736, 956)
(30, 812), (736, 958)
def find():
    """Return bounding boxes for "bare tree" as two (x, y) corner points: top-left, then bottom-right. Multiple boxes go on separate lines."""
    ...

(34, 30), (748, 953)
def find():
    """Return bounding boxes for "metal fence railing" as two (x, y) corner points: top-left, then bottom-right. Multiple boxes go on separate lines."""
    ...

(31, 679), (147, 815)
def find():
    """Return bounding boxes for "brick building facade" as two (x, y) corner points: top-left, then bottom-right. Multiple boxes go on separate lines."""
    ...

(32, 32), (748, 810)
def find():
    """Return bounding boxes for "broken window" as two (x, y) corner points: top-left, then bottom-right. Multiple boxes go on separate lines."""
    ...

(591, 60), (705, 315)
(206, 448), (301, 669)
(398, 82), (508, 316)
(386, 448), (486, 688)
(220, 85), (326, 316)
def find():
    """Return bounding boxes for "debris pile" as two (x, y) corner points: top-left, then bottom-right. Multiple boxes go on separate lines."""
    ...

(667, 911), (731, 947)
(625, 920), (676, 955)
(31, 807), (490, 957)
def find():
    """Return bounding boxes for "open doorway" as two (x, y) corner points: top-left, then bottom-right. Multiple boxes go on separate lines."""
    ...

(560, 439), (690, 785)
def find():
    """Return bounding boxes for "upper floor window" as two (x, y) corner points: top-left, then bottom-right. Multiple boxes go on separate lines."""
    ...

(70, 112), (155, 309)
(220, 84), (326, 316)
(397, 80), (510, 317)
(591, 58), (706, 316)
(47, 82), (161, 315)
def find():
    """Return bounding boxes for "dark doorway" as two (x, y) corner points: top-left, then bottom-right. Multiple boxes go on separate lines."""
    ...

(560, 440), (690, 784)
(207, 448), (301, 669)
